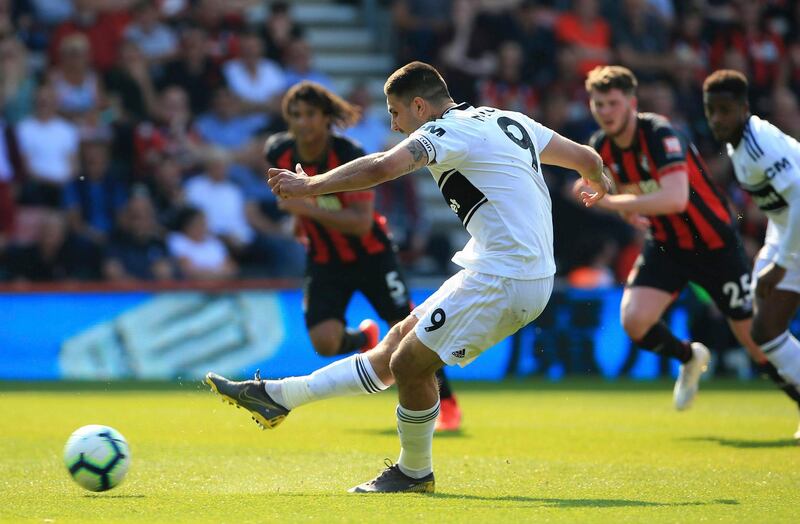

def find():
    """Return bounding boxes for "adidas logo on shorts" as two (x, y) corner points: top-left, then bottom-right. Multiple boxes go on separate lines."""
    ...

(451, 349), (466, 358)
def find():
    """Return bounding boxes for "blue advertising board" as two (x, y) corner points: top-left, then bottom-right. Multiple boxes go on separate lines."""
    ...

(3, 285), (787, 382)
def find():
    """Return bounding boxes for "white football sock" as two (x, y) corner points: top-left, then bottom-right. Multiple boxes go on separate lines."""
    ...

(763, 331), (800, 385)
(264, 353), (388, 410)
(396, 401), (439, 479)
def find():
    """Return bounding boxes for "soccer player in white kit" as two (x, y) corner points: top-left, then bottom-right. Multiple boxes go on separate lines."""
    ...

(703, 69), (800, 439)
(206, 62), (609, 492)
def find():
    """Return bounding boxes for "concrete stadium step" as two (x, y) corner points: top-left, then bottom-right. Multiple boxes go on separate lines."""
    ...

(331, 76), (387, 99)
(291, 3), (360, 26)
(313, 53), (394, 75)
(307, 28), (373, 52)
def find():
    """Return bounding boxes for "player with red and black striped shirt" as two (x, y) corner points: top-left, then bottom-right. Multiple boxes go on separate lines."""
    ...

(577, 66), (766, 410)
(264, 81), (461, 430)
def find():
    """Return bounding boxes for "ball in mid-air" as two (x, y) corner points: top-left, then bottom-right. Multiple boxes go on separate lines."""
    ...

(63, 425), (130, 492)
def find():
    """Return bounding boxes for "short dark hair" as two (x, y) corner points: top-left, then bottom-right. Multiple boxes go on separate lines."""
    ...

(384, 61), (452, 103)
(282, 81), (361, 129)
(585, 65), (638, 96)
(703, 69), (749, 102)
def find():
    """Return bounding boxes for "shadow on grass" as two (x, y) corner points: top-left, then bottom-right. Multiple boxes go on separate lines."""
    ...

(685, 436), (798, 449)
(277, 492), (738, 507)
(82, 494), (146, 499)
(348, 428), (470, 439)
(428, 494), (739, 507)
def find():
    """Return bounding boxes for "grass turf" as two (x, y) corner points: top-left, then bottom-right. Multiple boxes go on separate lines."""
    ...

(0, 379), (797, 523)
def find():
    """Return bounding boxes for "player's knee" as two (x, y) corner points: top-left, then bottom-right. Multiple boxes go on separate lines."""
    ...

(389, 346), (424, 384)
(309, 331), (341, 356)
(388, 349), (411, 383)
(311, 339), (339, 357)
(621, 310), (656, 341)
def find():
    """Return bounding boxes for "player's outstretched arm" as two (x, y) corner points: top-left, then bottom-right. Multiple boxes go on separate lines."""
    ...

(600, 170), (689, 215)
(540, 132), (609, 206)
(267, 137), (429, 199)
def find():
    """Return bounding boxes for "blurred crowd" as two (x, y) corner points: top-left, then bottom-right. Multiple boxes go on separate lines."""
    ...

(0, 0), (345, 282)
(0, 0), (797, 286)
(393, 0), (800, 287)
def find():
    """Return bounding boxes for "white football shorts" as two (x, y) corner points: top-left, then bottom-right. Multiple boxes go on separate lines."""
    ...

(412, 269), (554, 367)
(753, 244), (800, 294)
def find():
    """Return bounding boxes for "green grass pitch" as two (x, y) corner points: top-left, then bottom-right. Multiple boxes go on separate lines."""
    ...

(1, 379), (797, 523)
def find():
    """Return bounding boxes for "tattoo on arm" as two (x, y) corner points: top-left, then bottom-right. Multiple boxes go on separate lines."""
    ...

(404, 139), (429, 173)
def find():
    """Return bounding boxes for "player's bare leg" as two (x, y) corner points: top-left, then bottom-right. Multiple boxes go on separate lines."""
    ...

(727, 318), (768, 362)
(308, 319), (377, 357)
(621, 286), (710, 410)
(750, 289), (800, 439)
(369, 317), (461, 432)
(349, 332), (442, 493)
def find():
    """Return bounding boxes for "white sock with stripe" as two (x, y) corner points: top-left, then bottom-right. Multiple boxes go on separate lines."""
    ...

(264, 353), (388, 410)
(763, 331), (800, 385)
(396, 401), (440, 479)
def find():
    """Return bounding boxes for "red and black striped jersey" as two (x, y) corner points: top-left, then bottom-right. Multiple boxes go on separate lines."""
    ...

(589, 112), (736, 251)
(264, 132), (394, 265)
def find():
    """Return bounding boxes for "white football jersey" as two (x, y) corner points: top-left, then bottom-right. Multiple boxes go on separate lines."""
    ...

(727, 115), (800, 270)
(409, 103), (555, 279)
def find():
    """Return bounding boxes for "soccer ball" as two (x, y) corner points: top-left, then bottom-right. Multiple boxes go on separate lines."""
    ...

(63, 425), (131, 492)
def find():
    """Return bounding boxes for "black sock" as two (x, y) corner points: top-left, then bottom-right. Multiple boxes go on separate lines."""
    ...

(436, 368), (453, 400)
(636, 321), (693, 363)
(756, 361), (800, 409)
(337, 328), (367, 355)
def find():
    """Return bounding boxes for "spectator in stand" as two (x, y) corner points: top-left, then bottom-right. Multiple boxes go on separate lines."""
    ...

(47, 33), (104, 121)
(478, 40), (537, 116)
(439, 0), (500, 104)
(63, 138), (127, 251)
(222, 31), (286, 117)
(506, 0), (558, 89)
(0, 35), (36, 125)
(770, 86), (800, 140)
(670, 8), (710, 85)
(711, 1), (786, 113)
(104, 38), (157, 123)
(638, 79), (692, 139)
(194, 87), (271, 202)
(259, 1), (303, 66)
(541, 46), (593, 134)
(158, 27), (224, 115)
(785, 1), (800, 102)
(103, 189), (174, 281)
(134, 85), (203, 176)
(283, 38), (333, 91)
(27, 0), (75, 28)
(391, 0), (451, 65)
(613, 0), (672, 82)
(0, 117), (22, 246)
(16, 84), (80, 207)
(184, 147), (260, 250)
(184, 147), (302, 277)
(147, 155), (186, 228)
(554, 0), (612, 77)
(343, 83), (391, 155)
(48, 0), (132, 73)
(3, 210), (88, 281)
(374, 164), (433, 273)
(123, 0), (178, 75)
(538, 89), (594, 143)
(167, 206), (237, 280)
(566, 236), (617, 290)
(190, 0), (242, 64)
